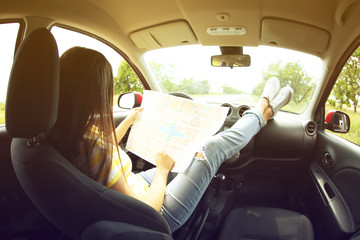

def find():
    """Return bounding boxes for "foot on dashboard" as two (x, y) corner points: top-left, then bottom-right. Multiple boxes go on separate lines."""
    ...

(269, 86), (293, 118)
(260, 77), (280, 102)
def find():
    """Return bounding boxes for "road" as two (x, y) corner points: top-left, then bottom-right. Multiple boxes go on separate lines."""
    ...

(192, 94), (258, 106)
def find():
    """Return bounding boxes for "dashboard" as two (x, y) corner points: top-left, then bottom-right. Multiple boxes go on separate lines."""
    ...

(115, 93), (318, 172)
(215, 103), (318, 172)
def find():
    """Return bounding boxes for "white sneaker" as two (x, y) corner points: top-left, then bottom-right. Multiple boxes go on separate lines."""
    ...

(260, 77), (280, 102)
(269, 86), (293, 117)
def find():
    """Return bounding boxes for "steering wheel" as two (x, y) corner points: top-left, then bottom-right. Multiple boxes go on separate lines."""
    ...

(168, 92), (193, 100)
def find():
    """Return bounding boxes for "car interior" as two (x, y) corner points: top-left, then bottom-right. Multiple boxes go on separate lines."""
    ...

(1, 0), (360, 240)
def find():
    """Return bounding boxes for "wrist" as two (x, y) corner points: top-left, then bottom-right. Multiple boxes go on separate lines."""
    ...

(157, 167), (170, 176)
(118, 118), (133, 129)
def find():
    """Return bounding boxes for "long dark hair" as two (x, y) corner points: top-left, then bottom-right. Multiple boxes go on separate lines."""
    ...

(47, 47), (118, 184)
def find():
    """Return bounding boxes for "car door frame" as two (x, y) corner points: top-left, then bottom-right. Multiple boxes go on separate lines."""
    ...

(307, 35), (360, 240)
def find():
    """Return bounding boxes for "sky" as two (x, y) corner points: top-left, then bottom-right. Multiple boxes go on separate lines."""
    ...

(145, 45), (325, 94)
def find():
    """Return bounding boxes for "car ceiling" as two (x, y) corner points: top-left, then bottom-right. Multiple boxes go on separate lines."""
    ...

(2, 0), (360, 74)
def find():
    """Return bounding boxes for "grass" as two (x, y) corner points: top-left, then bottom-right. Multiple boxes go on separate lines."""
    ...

(0, 111), (4, 126)
(0, 101), (4, 126)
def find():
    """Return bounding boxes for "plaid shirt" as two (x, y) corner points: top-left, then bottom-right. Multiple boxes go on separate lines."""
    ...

(79, 125), (150, 196)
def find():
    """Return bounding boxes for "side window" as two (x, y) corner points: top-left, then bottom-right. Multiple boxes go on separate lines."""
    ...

(0, 22), (20, 126)
(50, 26), (144, 106)
(326, 45), (360, 145)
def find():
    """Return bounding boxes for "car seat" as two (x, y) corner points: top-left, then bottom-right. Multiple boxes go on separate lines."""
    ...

(217, 207), (314, 240)
(5, 28), (172, 240)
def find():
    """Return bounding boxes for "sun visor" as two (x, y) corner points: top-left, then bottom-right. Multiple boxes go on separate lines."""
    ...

(130, 21), (197, 50)
(261, 18), (330, 55)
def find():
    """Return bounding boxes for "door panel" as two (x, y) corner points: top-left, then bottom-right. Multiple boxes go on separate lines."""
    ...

(309, 130), (360, 240)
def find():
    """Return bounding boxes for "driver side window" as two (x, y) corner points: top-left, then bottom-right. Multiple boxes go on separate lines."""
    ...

(50, 26), (144, 106)
(0, 22), (21, 126)
(326, 45), (360, 145)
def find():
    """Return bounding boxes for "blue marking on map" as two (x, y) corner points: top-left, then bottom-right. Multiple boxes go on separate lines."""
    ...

(159, 123), (185, 140)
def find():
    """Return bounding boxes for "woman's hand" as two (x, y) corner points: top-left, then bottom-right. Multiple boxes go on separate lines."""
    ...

(111, 151), (174, 212)
(155, 151), (175, 173)
(125, 107), (143, 125)
(115, 107), (143, 143)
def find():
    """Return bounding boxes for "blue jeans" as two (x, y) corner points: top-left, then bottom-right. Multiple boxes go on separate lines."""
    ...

(138, 110), (265, 232)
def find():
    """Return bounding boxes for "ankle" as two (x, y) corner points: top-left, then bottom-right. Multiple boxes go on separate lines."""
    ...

(263, 107), (274, 121)
(256, 98), (273, 122)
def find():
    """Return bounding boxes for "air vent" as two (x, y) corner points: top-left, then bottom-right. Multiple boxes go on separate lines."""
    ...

(221, 103), (233, 116)
(305, 121), (317, 136)
(238, 105), (250, 117)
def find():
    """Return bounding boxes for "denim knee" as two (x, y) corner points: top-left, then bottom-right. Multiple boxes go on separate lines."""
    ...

(202, 136), (232, 175)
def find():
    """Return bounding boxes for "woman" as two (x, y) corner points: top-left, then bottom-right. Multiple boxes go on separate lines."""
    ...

(47, 47), (293, 232)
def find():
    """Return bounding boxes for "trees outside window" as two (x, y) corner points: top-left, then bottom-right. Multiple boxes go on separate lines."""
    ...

(327, 46), (360, 145)
(51, 26), (144, 104)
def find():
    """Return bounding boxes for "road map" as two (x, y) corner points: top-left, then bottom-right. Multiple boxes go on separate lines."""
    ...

(126, 90), (229, 172)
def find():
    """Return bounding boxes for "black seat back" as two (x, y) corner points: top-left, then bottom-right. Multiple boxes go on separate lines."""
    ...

(6, 28), (171, 239)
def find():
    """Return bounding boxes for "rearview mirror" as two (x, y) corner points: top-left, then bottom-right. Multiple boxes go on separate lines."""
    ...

(211, 46), (250, 68)
(325, 110), (350, 133)
(118, 92), (143, 109)
(211, 54), (250, 68)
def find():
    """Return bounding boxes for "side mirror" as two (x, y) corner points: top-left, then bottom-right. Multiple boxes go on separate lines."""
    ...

(325, 110), (350, 133)
(118, 92), (143, 109)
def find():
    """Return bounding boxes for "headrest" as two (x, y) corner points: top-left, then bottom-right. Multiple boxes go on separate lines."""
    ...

(5, 28), (59, 138)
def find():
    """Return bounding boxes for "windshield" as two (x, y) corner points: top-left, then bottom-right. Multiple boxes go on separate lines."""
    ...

(144, 45), (324, 114)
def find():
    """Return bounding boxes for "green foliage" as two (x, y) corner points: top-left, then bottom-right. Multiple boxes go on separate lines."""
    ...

(0, 102), (4, 112)
(257, 61), (315, 104)
(148, 61), (211, 94)
(177, 78), (210, 94)
(0, 102), (4, 125)
(160, 79), (178, 92)
(252, 80), (266, 97)
(148, 61), (177, 92)
(328, 99), (336, 107)
(325, 47), (360, 144)
(223, 85), (242, 94)
(114, 60), (144, 94)
(329, 47), (360, 112)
